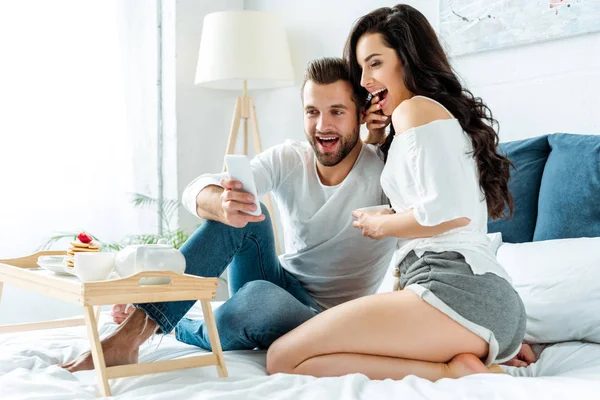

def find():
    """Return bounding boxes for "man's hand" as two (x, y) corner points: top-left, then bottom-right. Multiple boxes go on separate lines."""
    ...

(502, 343), (536, 367)
(351, 208), (394, 240)
(363, 95), (391, 145)
(111, 304), (133, 325)
(220, 178), (266, 228)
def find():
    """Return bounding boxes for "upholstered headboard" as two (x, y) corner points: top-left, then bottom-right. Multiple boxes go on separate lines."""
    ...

(488, 133), (600, 243)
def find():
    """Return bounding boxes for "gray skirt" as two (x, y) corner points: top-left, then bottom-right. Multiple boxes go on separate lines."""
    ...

(398, 250), (526, 366)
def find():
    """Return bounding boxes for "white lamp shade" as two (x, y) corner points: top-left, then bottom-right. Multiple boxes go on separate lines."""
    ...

(195, 10), (295, 91)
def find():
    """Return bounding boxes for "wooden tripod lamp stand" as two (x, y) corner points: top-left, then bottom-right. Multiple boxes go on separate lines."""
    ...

(195, 10), (295, 254)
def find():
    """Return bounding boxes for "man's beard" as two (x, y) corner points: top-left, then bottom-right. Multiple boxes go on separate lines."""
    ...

(308, 128), (360, 167)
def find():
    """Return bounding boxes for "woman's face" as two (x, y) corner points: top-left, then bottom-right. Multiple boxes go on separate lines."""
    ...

(356, 33), (411, 116)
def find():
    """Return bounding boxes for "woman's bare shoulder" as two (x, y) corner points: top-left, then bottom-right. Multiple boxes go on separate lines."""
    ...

(392, 96), (453, 136)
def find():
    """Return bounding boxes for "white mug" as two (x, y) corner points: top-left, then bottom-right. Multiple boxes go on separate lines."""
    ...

(354, 205), (392, 213)
(74, 252), (115, 282)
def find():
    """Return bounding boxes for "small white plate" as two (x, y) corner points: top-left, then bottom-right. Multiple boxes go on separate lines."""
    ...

(37, 256), (71, 276)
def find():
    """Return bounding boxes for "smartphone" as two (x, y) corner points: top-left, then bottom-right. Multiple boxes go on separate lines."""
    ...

(365, 92), (373, 109)
(364, 92), (384, 116)
(224, 155), (262, 216)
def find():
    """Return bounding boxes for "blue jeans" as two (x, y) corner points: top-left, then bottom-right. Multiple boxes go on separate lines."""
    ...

(135, 204), (321, 351)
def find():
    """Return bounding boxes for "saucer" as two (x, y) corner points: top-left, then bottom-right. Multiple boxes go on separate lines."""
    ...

(37, 255), (71, 276)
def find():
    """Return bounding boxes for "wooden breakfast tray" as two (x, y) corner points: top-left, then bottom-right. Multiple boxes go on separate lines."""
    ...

(0, 251), (228, 397)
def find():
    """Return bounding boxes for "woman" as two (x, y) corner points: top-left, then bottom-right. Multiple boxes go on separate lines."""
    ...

(266, 4), (528, 381)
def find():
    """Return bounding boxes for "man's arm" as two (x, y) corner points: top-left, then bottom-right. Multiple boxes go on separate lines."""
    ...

(183, 142), (292, 223)
(196, 179), (265, 228)
(196, 184), (226, 222)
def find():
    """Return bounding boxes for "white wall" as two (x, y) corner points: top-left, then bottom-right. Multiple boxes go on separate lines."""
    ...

(175, 0), (244, 235)
(162, 0), (180, 228)
(0, 0), (160, 323)
(240, 0), (599, 146)
(449, 32), (600, 142)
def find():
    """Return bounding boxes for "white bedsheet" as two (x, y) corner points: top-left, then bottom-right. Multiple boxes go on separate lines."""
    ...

(1, 307), (599, 400)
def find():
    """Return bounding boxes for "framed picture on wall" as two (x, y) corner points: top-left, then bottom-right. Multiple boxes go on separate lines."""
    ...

(440, 0), (600, 56)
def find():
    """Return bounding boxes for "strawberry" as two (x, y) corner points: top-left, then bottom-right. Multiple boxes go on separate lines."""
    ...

(77, 232), (93, 244)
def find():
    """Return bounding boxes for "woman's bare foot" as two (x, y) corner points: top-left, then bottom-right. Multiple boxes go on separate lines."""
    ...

(488, 364), (507, 374)
(61, 308), (157, 373)
(447, 353), (489, 378)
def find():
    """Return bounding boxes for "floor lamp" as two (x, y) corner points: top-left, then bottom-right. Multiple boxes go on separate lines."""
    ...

(195, 10), (295, 255)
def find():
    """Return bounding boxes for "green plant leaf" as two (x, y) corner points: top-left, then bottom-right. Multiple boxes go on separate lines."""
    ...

(163, 199), (180, 220)
(130, 193), (183, 232)
(131, 193), (158, 209)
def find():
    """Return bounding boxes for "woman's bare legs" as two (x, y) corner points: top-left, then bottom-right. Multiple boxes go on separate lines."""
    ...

(267, 290), (491, 381)
(293, 353), (487, 381)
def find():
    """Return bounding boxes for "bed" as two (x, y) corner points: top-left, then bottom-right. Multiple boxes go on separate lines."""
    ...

(1, 303), (599, 400)
(3, 134), (600, 399)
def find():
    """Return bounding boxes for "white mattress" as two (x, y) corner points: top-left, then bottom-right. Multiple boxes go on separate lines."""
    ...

(1, 304), (599, 400)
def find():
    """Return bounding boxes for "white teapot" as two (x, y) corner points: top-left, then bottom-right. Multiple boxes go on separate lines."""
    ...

(114, 239), (186, 285)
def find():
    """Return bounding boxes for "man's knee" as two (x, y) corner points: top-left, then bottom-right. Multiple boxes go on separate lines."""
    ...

(191, 202), (271, 233)
(221, 280), (315, 334)
(228, 281), (289, 318)
(183, 204), (272, 251)
(258, 202), (271, 221)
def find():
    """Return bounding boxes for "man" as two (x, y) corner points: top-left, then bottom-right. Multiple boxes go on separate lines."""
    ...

(62, 57), (396, 372)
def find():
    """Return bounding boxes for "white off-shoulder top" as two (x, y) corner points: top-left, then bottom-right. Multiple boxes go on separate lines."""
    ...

(380, 96), (511, 283)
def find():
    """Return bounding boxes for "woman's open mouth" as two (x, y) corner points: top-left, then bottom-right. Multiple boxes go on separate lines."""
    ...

(372, 88), (389, 111)
(316, 135), (340, 152)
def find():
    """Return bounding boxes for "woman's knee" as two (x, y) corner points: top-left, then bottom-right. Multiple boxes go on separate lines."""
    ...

(266, 335), (296, 375)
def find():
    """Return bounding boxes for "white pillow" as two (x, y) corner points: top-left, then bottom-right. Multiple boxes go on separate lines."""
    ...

(487, 232), (503, 254)
(497, 237), (600, 344)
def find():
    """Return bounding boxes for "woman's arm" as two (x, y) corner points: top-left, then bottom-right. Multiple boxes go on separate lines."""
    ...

(364, 131), (387, 146)
(381, 210), (470, 239)
(352, 209), (470, 240)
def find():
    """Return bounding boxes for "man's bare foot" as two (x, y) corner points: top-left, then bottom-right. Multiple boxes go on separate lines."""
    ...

(111, 303), (133, 325)
(61, 333), (140, 372)
(61, 308), (157, 373)
(446, 353), (489, 378)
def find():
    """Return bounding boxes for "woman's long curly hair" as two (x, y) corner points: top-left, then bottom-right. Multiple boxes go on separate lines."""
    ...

(344, 4), (514, 219)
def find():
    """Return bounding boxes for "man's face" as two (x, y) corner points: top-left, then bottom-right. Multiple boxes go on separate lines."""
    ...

(303, 80), (361, 167)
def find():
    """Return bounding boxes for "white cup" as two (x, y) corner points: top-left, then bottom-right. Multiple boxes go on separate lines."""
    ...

(74, 252), (115, 282)
(354, 205), (392, 213)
